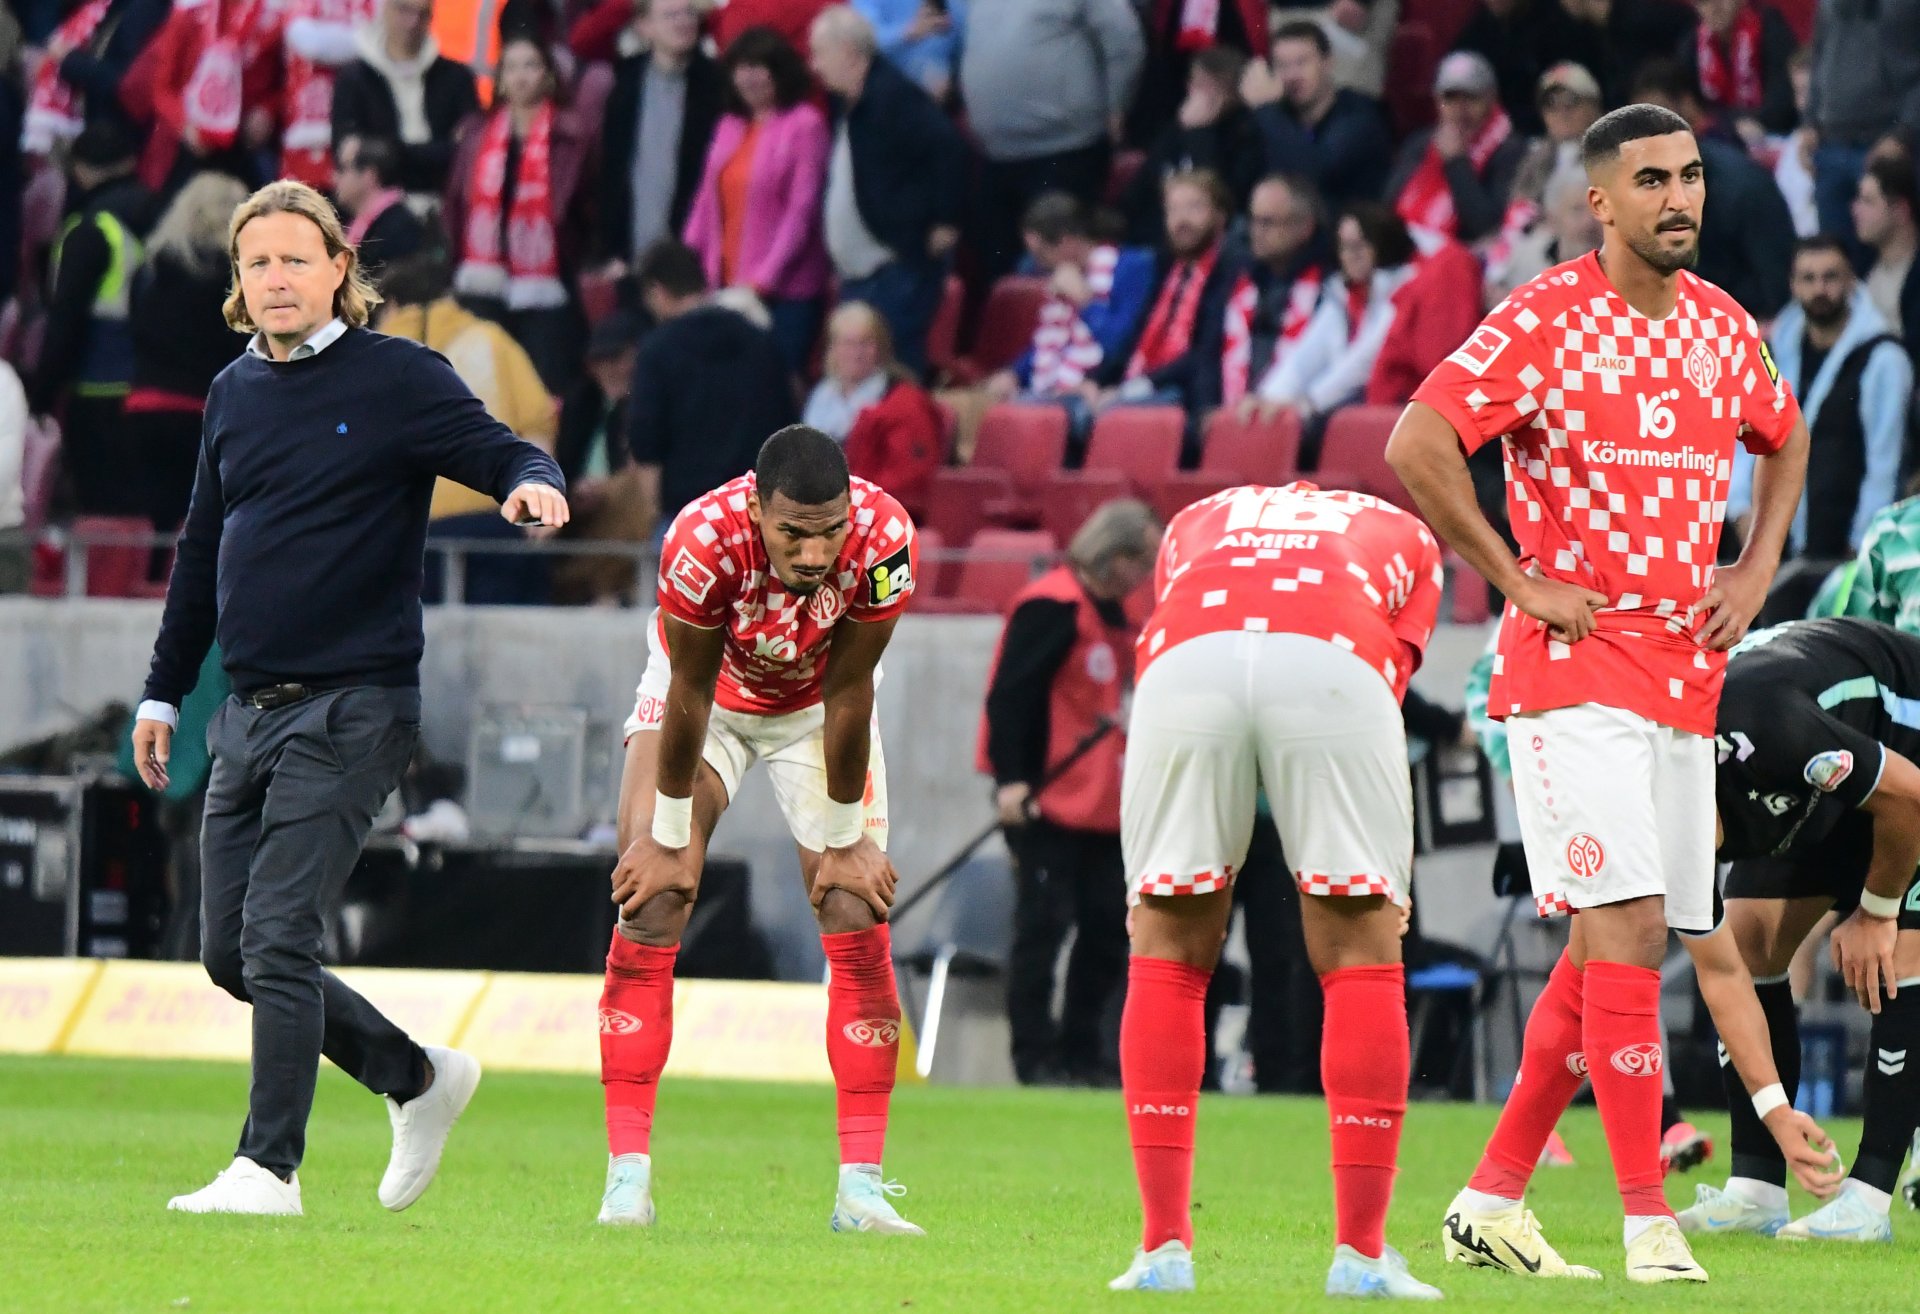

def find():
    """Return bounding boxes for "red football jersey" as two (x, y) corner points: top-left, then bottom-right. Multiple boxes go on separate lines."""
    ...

(1412, 252), (1801, 737)
(1141, 483), (1444, 699)
(655, 474), (918, 714)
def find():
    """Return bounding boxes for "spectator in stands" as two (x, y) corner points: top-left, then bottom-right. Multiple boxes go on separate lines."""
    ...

(684, 25), (832, 376)
(1853, 154), (1919, 342)
(1677, 0), (1799, 143)
(1531, 0), (1696, 109)
(332, 0), (481, 210)
(278, 0), (380, 190)
(1386, 51), (1529, 250)
(709, 0), (831, 52)
(378, 250), (559, 604)
(811, 5), (964, 378)
(124, 171), (248, 535)
(127, 0), (283, 192)
(1487, 161), (1602, 302)
(335, 136), (427, 284)
(1453, 0), (1554, 134)
(445, 35), (593, 393)
(1774, 47), (1819, 238)
(1222, 173), (1332, 418)
(27, 121), (152, 515)
(627, 238), (797, 530)
(981, 497), (1161, 1086)
(1731, 236), (1911, 610)
(1126, 0), (1265, 146)
(1241, 20), (1391, 209)
(854, 0), (967, 102)
(1806, 0), (1920, 252)
(552, 313), (648, 605)
(1250, 201), (1414, 431)
(983, 193), (1156, 419)
(1264, 0), (1399, 97)
(1364, 237), (1485, 405)
(1632, 57), (1796, 318)
(1091, 168), (1240, 419)
(0, 358), (22, 592)
(598, 0), (724, 279)
(1121, 46), (1263, 248)
(1507, 61), (1602, 216)
(962, 0), (1145, 280)
(20, 0), (167, 154)
(804, 301), (944, 517)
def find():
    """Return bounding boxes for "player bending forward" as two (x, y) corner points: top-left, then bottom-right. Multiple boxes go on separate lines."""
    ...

(1108, 481), (1447, 1299)
(595, 426), (923, 1235)
(1387, 101), (1811, 1283)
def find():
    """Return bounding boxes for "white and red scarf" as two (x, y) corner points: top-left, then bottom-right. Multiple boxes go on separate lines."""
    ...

(1396, 107), (1512, 248)
(455, 103), (569, 310)
(1029, 245), (1118, 397)
(1176, 0), (1219, 50)
(281, 0), (377, 187)
(23, 0), (113, 155)
(1220, 264), (1321, 406)
(1697, 6), (1764, 112)
(181, 0), (276, 153)
(1126, 244), (1219, 380)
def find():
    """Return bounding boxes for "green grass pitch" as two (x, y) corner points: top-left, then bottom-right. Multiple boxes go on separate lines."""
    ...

(1, 1056), (1911, 1312)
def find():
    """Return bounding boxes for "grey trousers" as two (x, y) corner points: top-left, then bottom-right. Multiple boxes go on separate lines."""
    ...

(200, 685), (428, 1176)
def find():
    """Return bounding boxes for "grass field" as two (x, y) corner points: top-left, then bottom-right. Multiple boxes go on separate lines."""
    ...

(1, 1056), (1912, 1313)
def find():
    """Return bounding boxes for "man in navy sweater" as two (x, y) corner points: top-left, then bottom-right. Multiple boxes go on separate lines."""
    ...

(130, 181), (568, 1217)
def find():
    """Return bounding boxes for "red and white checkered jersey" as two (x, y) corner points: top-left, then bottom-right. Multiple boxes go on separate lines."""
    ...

(1412, 252), (1801, 737)
(655, 474), (917, 715)
(1141, 483), (1444, 699)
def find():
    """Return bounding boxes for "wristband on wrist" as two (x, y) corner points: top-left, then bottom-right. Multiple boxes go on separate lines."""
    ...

(1859, 889), (1903, 920)
(1751, 1083), (1789, 1119)
(822, 798), (863, 850)
(652, 791), (693, 848)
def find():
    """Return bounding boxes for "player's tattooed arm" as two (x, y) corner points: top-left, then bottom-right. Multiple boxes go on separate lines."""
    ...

(1700, 415), (1809, 650)
(811, 615), (903, 922)
(1838, 745), (1920, 1012)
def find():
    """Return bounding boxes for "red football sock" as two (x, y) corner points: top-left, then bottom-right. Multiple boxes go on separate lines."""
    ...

(1321, 964), (1409, 1260)
(1120, 955), (1211, 1251)
(1583, 959), (1671, 1218)
(1469, 951), (1587, 1200)
(822, 924), (900, 1167)
(600, 931), (678, 1157)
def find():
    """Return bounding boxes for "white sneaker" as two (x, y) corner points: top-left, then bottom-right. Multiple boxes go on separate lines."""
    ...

(597, 1153), (656, 1226)
(1624, 1217), (1707, 1283)
(167, 1157), (303, 1216)
(378, 1046), (482, 1211)
(1777, 1182), (1894, 1243)
(1440, 1191), (1600, 1278)
(1108, 1239), (1195, 1291)
(1674, 1182), (1788, 1236)
(830, 1165), (925, 1235)
(1326, 1244), (1444, 1299)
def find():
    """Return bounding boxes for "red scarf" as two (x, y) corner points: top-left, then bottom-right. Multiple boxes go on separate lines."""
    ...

(455, 103), (568, 310)
(1344, 278), (1371, 343)
(23, 0), (113, 155)
(182, 0), (275, 152)
(1126, 244), (1219, 380)
(1696, 6), (1764, 112)
(1395, 108), (1513, 245)
(1220, 264), (1321, 405)
(1176, 0), (1219, 50)
(281, 0), (379, 188)
(347, 186), (407, 244)
(1030, 246), (1119, 396)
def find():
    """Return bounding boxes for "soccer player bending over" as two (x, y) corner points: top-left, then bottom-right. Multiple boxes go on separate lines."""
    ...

(1388, 102), (1812, 1283)
(595, 426), (922, 1235)
(1108, 481), (1447, 1298)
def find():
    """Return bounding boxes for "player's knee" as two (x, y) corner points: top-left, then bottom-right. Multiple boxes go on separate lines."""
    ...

(815, 888), (879, 934)
(626, 890), (695, 944)
(1584, 897), (1670, 967)
(201, 940), (247, 1000)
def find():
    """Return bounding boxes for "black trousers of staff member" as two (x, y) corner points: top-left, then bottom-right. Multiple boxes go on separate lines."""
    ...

(199, 685), (430, 1176)
(1006, 817), (1130, 1084)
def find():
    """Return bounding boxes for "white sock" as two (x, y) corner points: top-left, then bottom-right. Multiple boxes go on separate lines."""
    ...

(1622, 1215), (1667, 1246)
(1457, 1187), (1520, 1212)
(1842, 1178), (1893, 1214)
(1724, 1176), (1789, 1211)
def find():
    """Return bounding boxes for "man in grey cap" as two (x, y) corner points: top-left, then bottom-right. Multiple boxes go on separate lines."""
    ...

(1383, 50), (1532, 248)
(1509, 61), (1605, 214)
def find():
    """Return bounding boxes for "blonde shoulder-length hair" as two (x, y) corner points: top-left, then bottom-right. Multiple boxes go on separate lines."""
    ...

(149, 172), (251, 274)
(223, 180), (382, 333)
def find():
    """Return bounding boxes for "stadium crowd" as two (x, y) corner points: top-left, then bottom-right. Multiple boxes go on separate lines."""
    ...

(3, 0), (1918, 607)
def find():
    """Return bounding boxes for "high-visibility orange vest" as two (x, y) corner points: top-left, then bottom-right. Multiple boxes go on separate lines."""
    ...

(434, 0), (501, 103)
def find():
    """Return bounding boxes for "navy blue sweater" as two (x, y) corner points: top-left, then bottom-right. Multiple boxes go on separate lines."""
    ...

(143, 328), (565, 704)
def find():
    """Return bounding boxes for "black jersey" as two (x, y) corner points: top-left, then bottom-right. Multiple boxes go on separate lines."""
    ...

(1715, 617), (1920, 861)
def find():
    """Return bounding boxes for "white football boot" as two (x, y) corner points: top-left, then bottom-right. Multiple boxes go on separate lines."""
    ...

(597, 1153), (656, 1226)
(1623, 1217), (1708, 1283)
(1777, 1181), (1895, 1243)
(1441, 1191), (1601, 1278)
(168, 1157), (303, 1216)
(1675, 1182), (1788, 1236)
(379, 1046), (482, 1211)
(1108, 1239), (1195, 1291)
(1326, 1244), (1445, 1299)
(830, 1165), (925, 1235)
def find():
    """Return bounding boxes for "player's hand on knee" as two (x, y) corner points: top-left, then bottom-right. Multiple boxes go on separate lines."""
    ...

(611, 837), (700, 921)
(812, 837), (897, 920)
(1764, 1105), (1844, 1198)
(1830, 907), (1900, 1013)
(1513, 575), (1607, 644)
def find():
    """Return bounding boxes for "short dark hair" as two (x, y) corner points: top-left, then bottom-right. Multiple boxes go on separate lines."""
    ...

(1866, 154), (1919, 216)
(1020, 191), (1093, 244)
(379, 250), (454, 306)
(634, 238), (708, 298)
(1163, 167), (1233, 217)
(1791, 234), (1852, 268)
(1254, 172), (1326, 230)
(1192, 46), (1248, 103)
(1272, 19), (1331, 58)
(756, 425), (850, 506)
(344, 136), (404, 188)
(1339, 201), (1415, 270)
(1581, 102), (1694, 172)
(722, 25), (812, 113)
(70, 119), (136, 169)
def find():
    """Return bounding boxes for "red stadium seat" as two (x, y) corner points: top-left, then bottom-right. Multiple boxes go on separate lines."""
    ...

(915, 526), (948, 599)
(948, 277), (1047, 384)
(923, 467), (1012, 545)
(1199, 407), (1302, 481)
(933, 398), (959, 462)
(1449, 552), (1491, 624)
(1082, 406), (1183, 490)
(69, 516), (159, 598)
(951, 529), (1057, 613)
(1317, 405), (1409, 507)
(1041, 468), (1132, 547)
(1151, 473), (1239, 524)
(576, 269), (620, 327)
(972, 404), (1070, 482)
(924, 275), (966, 381)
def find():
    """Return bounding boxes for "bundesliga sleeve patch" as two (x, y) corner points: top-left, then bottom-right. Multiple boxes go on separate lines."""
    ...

(867, 544), (914, 607)
(1759, 341), (1781, 387)
(666, 548), (718, 605)
(1446, 324), (1510, 377)
(1804, 749), (1853, 793)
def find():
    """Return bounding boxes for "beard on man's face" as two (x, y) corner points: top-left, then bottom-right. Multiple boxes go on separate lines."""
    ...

(1801, 292), (1848, 328)
(1624, 220), (1699, 275)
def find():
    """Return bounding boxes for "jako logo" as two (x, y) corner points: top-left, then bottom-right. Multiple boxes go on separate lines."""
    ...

(841, 1019), (900, 1047)
(1566, 1051), (1589, 1078)
(1131, 1103), (1192, 1116)
(1637, 389), (1680, 440)
(1332, 1114), (1395, 1128)
(1610, 1043), (1663, 1077)
(1566, 833), (1606, 879)
(599, 1008), (643, 1035)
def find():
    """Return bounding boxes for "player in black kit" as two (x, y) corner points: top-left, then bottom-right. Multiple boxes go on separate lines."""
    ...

(1679, 617), (1920, 1242)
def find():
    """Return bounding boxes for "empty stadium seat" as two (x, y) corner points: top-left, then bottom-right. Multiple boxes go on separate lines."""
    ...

(1317, 406), (1409, 507)
(950, 528), (1056, 613)
(973, 404), (1070, 483)
(1199, 407), (1302, 481)
(1041, 468), (1132, 547)
(947, 277), (1047, 384)
(1082, 406), (1183, 490)
(1151, 473), (1239, 524)
(924, 275), (966, 381)
(923, 467), (1012, 546)
(68, 516), (165, 599)
(1449, 552), (1492, 624)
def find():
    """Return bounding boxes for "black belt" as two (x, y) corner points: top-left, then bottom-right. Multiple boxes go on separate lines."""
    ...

(242, 683), (320, 710)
